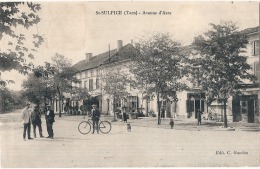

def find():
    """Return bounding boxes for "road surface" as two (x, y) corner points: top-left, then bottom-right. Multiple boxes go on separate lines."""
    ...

(0, 110), (259, 167)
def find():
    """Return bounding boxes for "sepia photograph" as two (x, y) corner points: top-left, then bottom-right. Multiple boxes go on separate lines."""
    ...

(0, 0), (259, 167)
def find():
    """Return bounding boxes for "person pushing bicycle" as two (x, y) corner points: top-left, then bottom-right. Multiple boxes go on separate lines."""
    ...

(91, 104), (100, 134)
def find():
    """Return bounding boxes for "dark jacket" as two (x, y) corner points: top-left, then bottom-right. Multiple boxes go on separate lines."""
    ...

(31, 109), (42, 124)
(92, 108), (100, 121)
(45, 109), (55, 123)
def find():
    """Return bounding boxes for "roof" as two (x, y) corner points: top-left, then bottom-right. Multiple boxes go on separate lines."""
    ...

(73, 43), (140, 72)
(241, 26), (259, 35)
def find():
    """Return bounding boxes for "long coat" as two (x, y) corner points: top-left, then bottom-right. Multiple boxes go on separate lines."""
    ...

(45, 109), (55, 124)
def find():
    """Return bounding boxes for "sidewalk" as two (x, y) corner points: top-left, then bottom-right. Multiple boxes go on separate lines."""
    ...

(58, 114), (260, 132)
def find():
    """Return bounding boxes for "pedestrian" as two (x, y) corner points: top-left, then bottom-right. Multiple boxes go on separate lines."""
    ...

(45, 105), (55, 139)
(31, 105), (44, 138)
(170, 119), (174, 129)
(197, 109), (202, 125)
(91, 104), (100, 134)
(122, 107), (127, 123)
(21, 103), (33, 141)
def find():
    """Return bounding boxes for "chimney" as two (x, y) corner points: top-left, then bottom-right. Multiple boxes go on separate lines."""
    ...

(117, 40), (123, 51)
(85, 53), (92, 63)
(134, 43), (140, 52)
(131, 39), (134, 45)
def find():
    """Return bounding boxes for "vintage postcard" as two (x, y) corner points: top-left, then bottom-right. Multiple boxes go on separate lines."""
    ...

(0, 1), (259, 168)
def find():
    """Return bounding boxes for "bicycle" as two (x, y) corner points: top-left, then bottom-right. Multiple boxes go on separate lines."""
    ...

(78, 118), (112, 134)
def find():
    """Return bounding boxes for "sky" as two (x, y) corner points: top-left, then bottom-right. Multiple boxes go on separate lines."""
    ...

(2, 1), (259, 91)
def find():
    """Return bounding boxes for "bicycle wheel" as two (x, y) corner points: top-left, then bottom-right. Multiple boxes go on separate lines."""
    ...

(78, 121), (91, 134)
(99, 121), (111, 134)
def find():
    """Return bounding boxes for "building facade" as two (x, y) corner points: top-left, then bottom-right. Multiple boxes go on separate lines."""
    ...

(60, 27), (259, 123)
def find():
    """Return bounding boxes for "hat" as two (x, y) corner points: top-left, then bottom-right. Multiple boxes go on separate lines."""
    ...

(92, 104), (97, 107)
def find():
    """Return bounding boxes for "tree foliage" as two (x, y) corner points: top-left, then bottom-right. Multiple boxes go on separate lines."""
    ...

(0, 88), (26, 112)
(102, 67), (130, 120)
(130, 32), (188, 124)
(191, 21), (256, 127)
(31, 54), (84, 116)
(0, 2), (43, 86)
(21, 73), (56, 105)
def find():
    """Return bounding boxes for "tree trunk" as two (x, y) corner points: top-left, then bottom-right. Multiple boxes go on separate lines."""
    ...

(157, 93), (161, 125)
(113, 97), (116, 121)
(57, 86), (62, 117)
(223, 98), (228, 128)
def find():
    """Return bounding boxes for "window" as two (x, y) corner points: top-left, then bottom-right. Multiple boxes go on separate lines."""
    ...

(90, 70), (94, 77)
(96, 78), (100, 89)
(254, 61), (259, 82)
(84, 80), (87, 89)
(89, 79), (93, 91)
(85, 71), (87, 78)
(251, 40), (259, 56)
(80, 72), (82, 79)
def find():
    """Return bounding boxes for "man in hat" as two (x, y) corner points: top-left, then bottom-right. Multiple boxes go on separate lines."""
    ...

(91, 104), (100, 134)
(21, 103), (33, 140)
(45, 105), (55, 139)
(31, 105), (44, 138)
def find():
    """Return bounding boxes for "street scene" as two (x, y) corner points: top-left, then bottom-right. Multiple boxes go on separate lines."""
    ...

(1, 110), (259, 167)
(0, 1), (260, 168)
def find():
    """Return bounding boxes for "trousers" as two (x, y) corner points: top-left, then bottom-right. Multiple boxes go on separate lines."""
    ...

(23, 123), (31, 139)
(32, 123), (43, 137)
(92, 120), (99, 133)
(46, 122), (54, 137)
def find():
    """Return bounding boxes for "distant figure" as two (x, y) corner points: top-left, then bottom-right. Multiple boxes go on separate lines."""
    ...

(45, 105), (55, 139)
(21, 103), (33, 141)
(197, 109), (202, 125)
(127, 123), (131, 132)
(122, 107), (128, 123)
(31, 105), (44, 138)
(170, 119), (174, 129)
(91, 104), (100, 134)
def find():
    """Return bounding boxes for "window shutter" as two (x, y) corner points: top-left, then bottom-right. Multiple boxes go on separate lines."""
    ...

(186, 100), (194, 112)
(201, 100), (205, 112)
(186, 100), (190, 112)
(251, 41), (254, 55)
(255, 61), (260, 82)
(255, 40), (259, 55)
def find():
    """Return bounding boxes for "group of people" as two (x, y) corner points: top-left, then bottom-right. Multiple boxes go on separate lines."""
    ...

(21, 103), (55, 141)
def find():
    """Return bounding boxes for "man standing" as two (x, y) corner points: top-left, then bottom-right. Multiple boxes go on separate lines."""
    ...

(21, 103), (33, 141)
(91, 104), (100, 134)
(45, 105), (55, 139)
(31, 105), (44, 138)
(197, 109), (202, 125)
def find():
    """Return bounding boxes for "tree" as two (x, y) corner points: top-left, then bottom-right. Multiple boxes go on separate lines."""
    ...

(192, 21), (255, 128)
(102, 67), (130, 121)
(0, 2), (43, 86)
(33, 54), (81, 117)
(0, 88), (26, 112)
(21, 73), (56, 106)
(130, 32), (188, 124)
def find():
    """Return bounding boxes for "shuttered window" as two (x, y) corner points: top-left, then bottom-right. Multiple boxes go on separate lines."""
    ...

(254, 61), (260, 82)
(89, 79), (93, 91)
(251, 40), (259, 56)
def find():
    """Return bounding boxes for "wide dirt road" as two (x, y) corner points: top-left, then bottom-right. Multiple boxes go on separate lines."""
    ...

(0, 110), (259, 167)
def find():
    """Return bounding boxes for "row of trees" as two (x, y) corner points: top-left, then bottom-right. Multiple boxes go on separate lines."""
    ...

(128, 21), (255, 127)
(94, 21), (255, 128)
